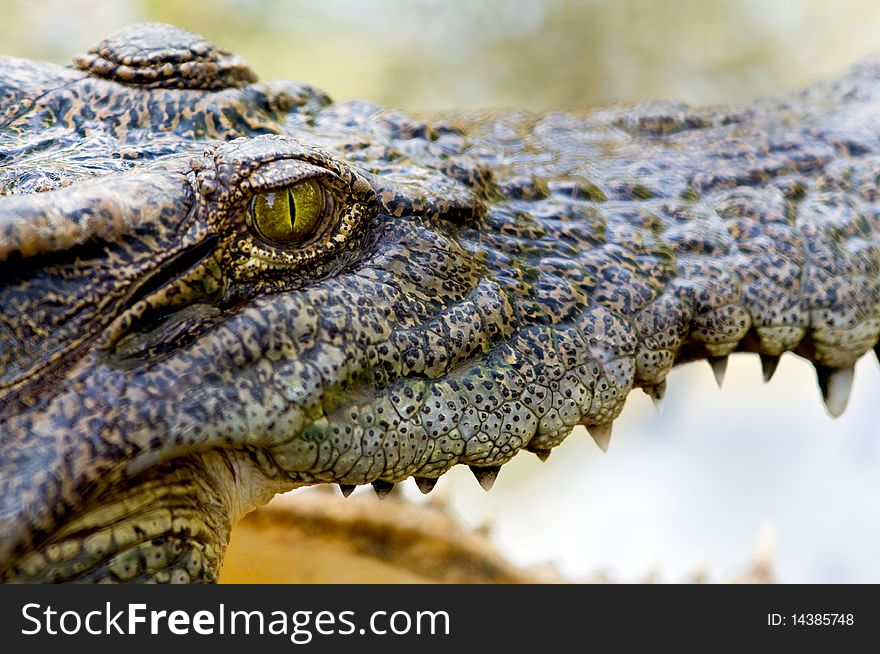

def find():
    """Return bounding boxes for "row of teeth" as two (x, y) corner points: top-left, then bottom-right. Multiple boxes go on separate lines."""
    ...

(707, 352), (857, 419)
(337, 466), (499, 500)
(334, 349), (872, 500)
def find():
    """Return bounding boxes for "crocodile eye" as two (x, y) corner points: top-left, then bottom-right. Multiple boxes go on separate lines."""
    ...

(250, 179), (325, 246)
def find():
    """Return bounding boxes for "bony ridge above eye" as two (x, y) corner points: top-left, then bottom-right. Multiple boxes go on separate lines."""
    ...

(250, 178), (325, 246)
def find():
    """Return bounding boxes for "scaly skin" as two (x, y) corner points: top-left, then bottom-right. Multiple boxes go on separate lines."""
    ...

(1, 24), (879, 582)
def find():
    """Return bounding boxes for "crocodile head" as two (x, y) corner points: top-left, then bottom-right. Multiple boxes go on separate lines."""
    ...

(2, 23), (879, 582)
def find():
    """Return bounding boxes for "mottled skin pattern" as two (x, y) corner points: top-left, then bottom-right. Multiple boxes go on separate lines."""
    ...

(1, 23), (879, 583)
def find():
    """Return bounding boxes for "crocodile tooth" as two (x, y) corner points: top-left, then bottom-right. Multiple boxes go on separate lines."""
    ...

(760, 354), (780, 384)
(644, 380), (666, 413)
(874, 343), (880, 365)
(651, 396), (664, 414)
(708, 356), (728, 388)
(371, 480), (395, 499)
(338, 484), (356, 498)
(587, 423), (613, 452)
(532, 448), (552, 462)
(816, 365), (854, 418)
(413, 476), (438, 494)
(469, 465), (500, 491)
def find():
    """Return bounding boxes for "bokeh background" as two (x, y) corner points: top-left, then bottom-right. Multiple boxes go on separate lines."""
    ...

(5, 0), (880, 582)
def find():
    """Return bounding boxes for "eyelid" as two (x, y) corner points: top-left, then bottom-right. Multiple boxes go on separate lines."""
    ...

(245, 160), (342, 197)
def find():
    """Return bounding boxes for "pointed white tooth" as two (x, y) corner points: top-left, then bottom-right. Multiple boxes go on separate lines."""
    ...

(469, 465), (499, 492)
(645, 380), (667, 414)
(709, 356), (728, 388)
(587, 423), (613, 452)
(760, 354), (780, 384)
(651, 395), (665, 414)
(821, 365), (854, 418)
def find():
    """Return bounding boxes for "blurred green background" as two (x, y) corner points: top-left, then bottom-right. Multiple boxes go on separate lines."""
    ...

(4, 0), (880, 111)
(4, 0), (880, 583)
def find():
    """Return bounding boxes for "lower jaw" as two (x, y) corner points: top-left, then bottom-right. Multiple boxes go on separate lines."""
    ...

(3, 449), (289, 583)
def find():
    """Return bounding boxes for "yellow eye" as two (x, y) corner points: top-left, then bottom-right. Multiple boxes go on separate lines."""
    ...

(250, 179), (325, 246)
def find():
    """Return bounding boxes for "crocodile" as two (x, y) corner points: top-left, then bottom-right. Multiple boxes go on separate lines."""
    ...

(1, 23), (879, 583)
